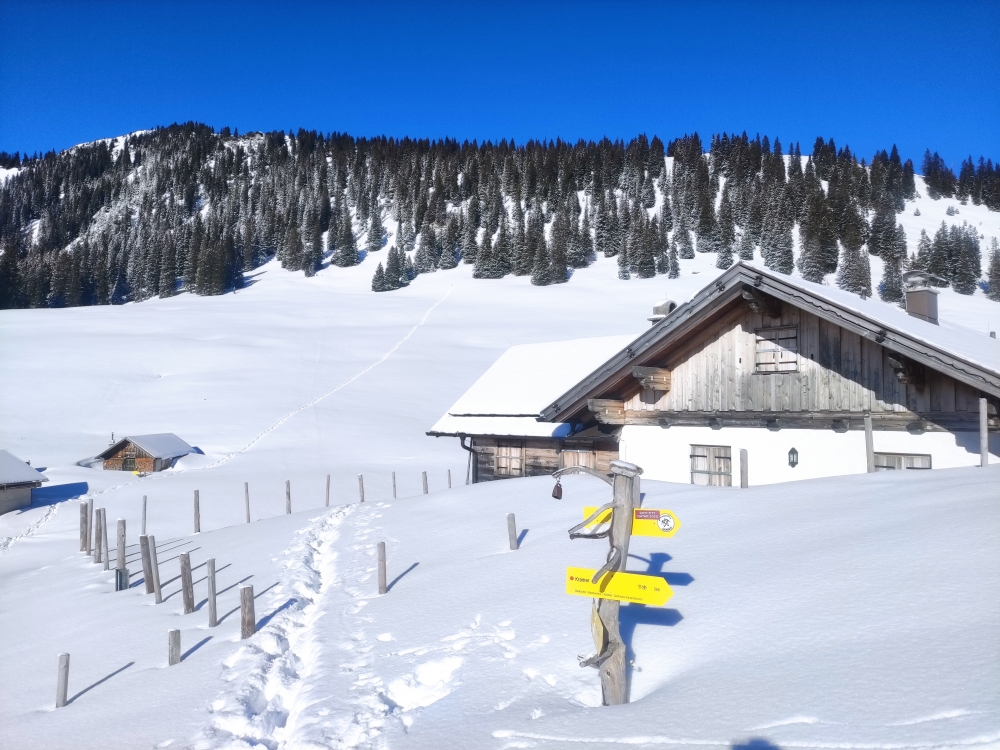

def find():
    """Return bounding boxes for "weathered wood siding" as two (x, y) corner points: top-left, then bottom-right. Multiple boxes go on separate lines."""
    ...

(622, 303), (985, 418)
(102, 442), (156, 472)
(472, 437), (618, 482)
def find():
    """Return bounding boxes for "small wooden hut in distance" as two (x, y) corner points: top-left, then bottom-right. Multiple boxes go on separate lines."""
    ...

(0, 449), (47, 515)
(98, 434), (194, 472)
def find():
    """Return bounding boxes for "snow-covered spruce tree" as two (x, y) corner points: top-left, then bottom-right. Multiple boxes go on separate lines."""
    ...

(438, 213), (460, 269)
(382, 246), (401, 290)
(415, 224), (437, 274)
(951, 223), (981, 295)
(531, 232), (551, 286)
(332, 211), (359, 267)
(473, 229), (499, 279)
(926, 222), (952, 285)
(716, 189), (736, 269)
(836, 241), (872, 297)
(986, 238), (1000, 301)
(366, 209), (386, 254)
(675, 213), (694, 259)
(879, 224), (905, 303)
(371, 262), (387, 291)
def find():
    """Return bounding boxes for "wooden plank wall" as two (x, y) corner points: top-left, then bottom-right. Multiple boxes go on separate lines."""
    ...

(623, 303), (983, 415)
(472, 438), (618, 481)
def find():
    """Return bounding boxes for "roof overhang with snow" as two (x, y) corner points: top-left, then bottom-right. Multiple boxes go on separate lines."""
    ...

(540, 261), (1000, 424)
(428, 335), (637, 438)
(0, 450), (48, 488)
(98, 433), (194, 461)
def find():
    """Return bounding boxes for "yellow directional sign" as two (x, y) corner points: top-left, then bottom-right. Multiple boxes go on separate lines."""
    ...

(566, 567), (673, 607)
(583, 507), (681, 538)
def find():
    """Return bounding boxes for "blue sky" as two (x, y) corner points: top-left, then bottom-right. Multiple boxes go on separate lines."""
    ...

(1, 1), (997, 168)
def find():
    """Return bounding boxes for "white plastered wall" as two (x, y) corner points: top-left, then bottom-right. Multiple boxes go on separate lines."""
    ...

(620, 424), (999, 486)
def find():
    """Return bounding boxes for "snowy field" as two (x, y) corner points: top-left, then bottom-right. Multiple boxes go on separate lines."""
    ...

(1, 179), (999, 749)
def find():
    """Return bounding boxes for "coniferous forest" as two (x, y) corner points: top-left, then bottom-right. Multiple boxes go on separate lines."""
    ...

(1, 123), (999, 310)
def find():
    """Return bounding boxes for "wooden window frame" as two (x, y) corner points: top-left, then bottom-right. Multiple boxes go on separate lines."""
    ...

(755, 326), (798, 374)
(873, 452), (932, 471)
(690, 444), (732, 486)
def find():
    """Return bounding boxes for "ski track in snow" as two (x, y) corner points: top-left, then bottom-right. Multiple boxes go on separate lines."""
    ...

(0, 286), (452, 556)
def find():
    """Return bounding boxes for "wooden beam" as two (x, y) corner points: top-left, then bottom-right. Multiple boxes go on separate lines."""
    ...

(630, 366), (671, 391)
(588, 399), (626, 425)
(634, 409), (999, 432)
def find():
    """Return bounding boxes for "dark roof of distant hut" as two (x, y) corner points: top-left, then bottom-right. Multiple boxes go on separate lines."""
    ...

(98, 434), (194, 461)
(0, 449), (48, 487)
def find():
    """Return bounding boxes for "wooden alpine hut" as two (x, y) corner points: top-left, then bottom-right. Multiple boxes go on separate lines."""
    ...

(0, 449), (47, 515)
(98, 434), (194, 472)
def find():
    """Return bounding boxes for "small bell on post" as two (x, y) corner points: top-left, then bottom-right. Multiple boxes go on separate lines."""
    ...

(552, 480), (563, 499)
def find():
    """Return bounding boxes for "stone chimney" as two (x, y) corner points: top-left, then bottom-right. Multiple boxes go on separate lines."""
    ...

(648, 298), (677, 325)
(901, 271), (943, 325)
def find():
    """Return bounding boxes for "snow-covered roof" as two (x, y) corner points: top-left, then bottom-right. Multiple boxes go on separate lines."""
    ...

(98, 433), (194, 460)
(739, 261), (1000, 377)
(541, 261), (1000, 422)
(0, 450), (47, 486)
(428, 335), (636, 437)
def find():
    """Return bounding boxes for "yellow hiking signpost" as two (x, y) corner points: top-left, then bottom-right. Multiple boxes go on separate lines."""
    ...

(566, 566), (673, 607)
(582, 506), (681, 538)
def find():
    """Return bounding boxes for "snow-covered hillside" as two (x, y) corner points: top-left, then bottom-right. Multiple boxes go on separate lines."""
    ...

(1, 214), (998, 748)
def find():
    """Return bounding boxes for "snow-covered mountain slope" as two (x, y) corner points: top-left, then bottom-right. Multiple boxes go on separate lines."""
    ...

(0, 219), (998, 749)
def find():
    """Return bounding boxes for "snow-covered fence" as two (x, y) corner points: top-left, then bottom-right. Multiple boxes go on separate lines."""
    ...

(139, 535), (154, 594)
(325, 474), (330, 507)
(740, 449), (749, 488)
(87, 498), (94, 555)
(377, 542), (387, 595)
(392, 472), (396, 499)
(422, 471), (428, 494)
(94, 508), (103, 565)
(168, 630), (180, 666)
(79, 501), (87, 552)
(507, 513), (518, 550)
(116, 518), (126, 573)
(285, 481), (291, 514)
(55, 653), (70, 708)
(448, 469), (452, 489)
(193, 490), (201, 533)
(358, 474), (365, 503)
(240, 585), (255, 638)
(148, 535), (163, 603)
(244, 482), (250, 522)
(141, 495), (146, 535)
(206, 558), (218, 627)
(179, 553), (194, 614)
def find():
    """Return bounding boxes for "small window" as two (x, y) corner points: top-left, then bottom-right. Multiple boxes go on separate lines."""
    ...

(874, 453), (932, 471)
(755, 327), (798, 373)
(495, 441), (524, 477)
(690, 445), (732, 486)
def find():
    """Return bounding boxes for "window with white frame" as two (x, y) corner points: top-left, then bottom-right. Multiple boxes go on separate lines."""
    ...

(755, 327), (798, 373)
(874, 453), (932, 471)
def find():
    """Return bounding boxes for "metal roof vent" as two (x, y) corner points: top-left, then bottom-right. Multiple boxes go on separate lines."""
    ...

(902, 271), (944, 325)
(648, 299), (677, 326)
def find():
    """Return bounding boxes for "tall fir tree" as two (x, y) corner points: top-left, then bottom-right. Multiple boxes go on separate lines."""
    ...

(986, 238), (1000, 302)
(530, 232), (551, 286)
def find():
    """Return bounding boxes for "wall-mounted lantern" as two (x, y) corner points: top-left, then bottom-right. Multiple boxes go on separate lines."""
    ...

(788, 447), (799, 468)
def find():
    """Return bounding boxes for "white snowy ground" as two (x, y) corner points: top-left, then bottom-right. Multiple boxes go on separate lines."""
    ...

(1, 183), (999, 749)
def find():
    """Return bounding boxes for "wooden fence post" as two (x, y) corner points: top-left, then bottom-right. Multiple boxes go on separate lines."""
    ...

(422, 471), (428, 494)
(507, 513), (518, 550)
(179, 553), (195, 615)
(865, 414), (875, 473)
(116, 518), (126, 572)
(392, 472), (396, 499)
(466, 450), (472, 485)
(139, 535), (154, 594)
(168, 629), (181, 666)
(285, 480), (291, 514)
(141, 495), (147, 535)
(244, 482), (251, 523)
(93, 508), (103, 565)
(740, 449), (749, 488)
(358, 474), (365, 503)
(79, 501), (87, 552)
(194, 490), (201, 533)
(101, 510), (110, 571)
(377, 542), (387, 595)
(981, 397), (989, 468)
(325, 474), (330, 507)
(55, 653), (70, 708)
(240, 585), (256, 639)
(448, 469), (452, 489)
(148, 534), (163, 604)
(87, 498), (94, 555)
(206, 558), (217, 627)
